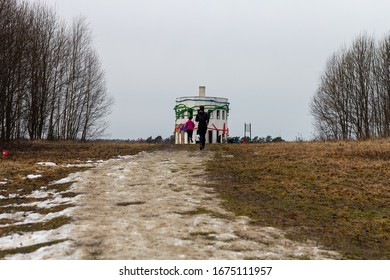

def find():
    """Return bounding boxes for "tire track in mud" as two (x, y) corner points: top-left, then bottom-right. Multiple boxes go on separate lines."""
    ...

(67, 149), (341, 259)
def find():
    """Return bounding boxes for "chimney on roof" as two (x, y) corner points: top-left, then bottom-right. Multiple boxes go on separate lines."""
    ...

(199, 86), (205, 97)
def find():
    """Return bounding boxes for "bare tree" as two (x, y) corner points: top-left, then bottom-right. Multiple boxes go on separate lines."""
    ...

(348, 34), (376, 139)
(0, 0), (112, 142)
(0, 0), (30, 142)
(311, 51), (353, 140)
(24, 2), (58, 140)
(310, 33), (388, 140)
(374, 33), (390, 137)
(46, 23), (69, 140)
(60, 17), (112, 140)
(79, 50), (113, 141)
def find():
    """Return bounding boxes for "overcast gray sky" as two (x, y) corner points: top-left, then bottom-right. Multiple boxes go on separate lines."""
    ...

(28, 0), (390, 140)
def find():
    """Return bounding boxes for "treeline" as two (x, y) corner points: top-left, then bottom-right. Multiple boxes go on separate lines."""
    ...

(310, 33), (390, 140)
(0, 0), (113, 142)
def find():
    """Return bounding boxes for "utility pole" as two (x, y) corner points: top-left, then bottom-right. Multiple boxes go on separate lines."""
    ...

(244, 123), (251, 141)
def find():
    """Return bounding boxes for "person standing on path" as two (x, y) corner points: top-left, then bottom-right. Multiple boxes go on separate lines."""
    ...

(195, 105), (209, 150)
(185, 116), (195, 144)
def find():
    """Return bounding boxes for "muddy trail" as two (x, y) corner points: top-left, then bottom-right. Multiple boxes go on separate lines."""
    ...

(58, 149), (340, 259)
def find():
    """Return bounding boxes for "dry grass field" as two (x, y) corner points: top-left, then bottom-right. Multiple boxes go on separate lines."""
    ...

(208, 140), (390, 259)
(0, 140), (389, 259)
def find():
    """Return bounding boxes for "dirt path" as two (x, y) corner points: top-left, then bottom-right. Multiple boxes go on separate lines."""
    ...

(65, 149), (340, 259)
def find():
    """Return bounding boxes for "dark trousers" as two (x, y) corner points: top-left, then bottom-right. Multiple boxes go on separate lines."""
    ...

(198, 128), (207, 149)
(187, 130), (193, 143)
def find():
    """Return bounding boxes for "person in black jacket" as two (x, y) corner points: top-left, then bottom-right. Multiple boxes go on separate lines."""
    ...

(195, 105), (209, 150)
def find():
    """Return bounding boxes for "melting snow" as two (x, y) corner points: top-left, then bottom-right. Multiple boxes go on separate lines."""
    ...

(65, 163), (96, 168)
(0, 171), (84, 259)
(4, 239), (81, 260)
(0, 151), (343, 260)
(0, 207), (74, 227)
(51, 172), (82, 185)
(27, 189), (51, 199)
(37, 162), (57, 167)
(0, 157), (114, 259)
(26, 174), (42, 179)
(0, 224), (74, 251)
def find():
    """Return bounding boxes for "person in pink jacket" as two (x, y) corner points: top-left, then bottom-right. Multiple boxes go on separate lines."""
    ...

(185, 116), (195, 144)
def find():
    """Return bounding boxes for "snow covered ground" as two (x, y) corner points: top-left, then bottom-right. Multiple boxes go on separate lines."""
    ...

(0, 160), (104, 259)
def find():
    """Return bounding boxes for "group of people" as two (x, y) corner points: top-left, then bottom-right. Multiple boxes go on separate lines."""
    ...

(184, 105), (209, 150)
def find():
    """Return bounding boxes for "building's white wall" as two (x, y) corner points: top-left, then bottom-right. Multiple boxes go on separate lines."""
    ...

(174, 96), (229, 144)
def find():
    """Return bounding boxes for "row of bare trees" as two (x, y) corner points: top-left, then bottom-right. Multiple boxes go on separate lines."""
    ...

(0, 0), (113, 142)
(310, 33), (390, 140)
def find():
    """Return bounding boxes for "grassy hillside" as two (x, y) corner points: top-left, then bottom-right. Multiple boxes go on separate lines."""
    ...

(207, 141), (390, 259)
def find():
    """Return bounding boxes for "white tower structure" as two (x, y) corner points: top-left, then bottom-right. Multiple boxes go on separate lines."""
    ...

(174, 86), (230, 144)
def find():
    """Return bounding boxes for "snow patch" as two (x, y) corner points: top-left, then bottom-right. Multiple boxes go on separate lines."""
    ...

(51, 172), (82, 185)
(0, 207), (74, 227)
(4, 240), (81, 260)
(63, 159), (108, 168)
(26, 174), (42, 179)
(65, 163), (97, 168)
(7, 193), (18, 199)
(37, 162), (57, 167)
(27, 189), (52, 199)
(0, 224), (73, 251)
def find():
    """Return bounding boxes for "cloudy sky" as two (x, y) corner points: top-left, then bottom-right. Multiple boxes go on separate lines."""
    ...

(27, 0), (390, 140)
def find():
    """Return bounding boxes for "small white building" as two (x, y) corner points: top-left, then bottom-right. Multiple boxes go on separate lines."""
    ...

(174, 86), (230, 144)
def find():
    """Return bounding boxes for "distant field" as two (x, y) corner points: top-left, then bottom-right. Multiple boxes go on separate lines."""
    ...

(1, 140), (389, 259)
(207, 140), (390, 259)
(0, 141), (161, 197)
